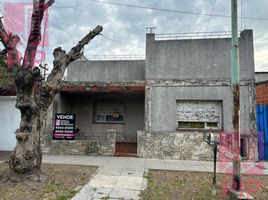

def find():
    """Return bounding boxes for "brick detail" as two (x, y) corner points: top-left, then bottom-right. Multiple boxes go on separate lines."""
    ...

(256, 83), (268, 104)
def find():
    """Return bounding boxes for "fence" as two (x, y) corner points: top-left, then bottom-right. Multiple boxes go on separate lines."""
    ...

(86, 54), (145, 61)
(155, 31), (236, 40)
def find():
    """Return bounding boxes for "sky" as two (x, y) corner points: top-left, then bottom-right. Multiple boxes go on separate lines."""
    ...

(1, 0), (268, 72)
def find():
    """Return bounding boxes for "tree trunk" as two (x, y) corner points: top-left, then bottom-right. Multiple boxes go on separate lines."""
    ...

(8, 68), (44, 174)
(9, 116), (42, 174)
(0, 0), (102, 176)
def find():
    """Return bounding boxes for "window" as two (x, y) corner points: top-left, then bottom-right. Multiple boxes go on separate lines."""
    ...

(176, 100), (222, 130)
(94, 102), (124, 123)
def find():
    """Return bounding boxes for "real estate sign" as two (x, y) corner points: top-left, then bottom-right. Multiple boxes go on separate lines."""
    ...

(53, 114), (76, 140)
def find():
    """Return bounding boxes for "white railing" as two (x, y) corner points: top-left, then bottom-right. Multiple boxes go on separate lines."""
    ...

(155, 31), (237, 40)
(86, 54), (145, 61)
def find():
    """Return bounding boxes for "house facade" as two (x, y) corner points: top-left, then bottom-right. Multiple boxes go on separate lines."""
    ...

(42, 30), (257, 160)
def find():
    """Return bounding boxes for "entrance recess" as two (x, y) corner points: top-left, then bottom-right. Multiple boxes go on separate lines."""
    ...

(114, 141), (137, 157)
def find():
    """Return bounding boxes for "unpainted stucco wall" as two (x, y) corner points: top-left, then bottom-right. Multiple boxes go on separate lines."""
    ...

(146, 79), (255, 132)
(56, 92), (145, 141)
(67, 60), (145, 82)
(141, 80), (256, 160)
(148, 84), (252, 133)
(146, 30), (254, 81)
(255, 73), (268, 83)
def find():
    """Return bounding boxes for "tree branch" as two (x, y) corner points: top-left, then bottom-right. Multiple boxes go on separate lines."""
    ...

(66, 25), (103, 63)
(0, 49), (7, 55)
(46, 25), (103, 86)
(0, 18), (20, 71)
(0, 18), (9, 45)
(41, 25), (102, 111)
(22, 0), (54, 70)
(45, 0), (55, 10)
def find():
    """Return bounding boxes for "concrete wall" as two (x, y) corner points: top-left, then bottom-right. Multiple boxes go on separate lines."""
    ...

(139, 30), (256, 160)
(42, 129), (116, 156)
(141, 79), (256, 160)
(146, 30), (254, 81)
(0, 96), (20, 151)
(56, 92), (145, 142)
(67, 60), (145, 82)
(255, 72), (268, 83)
(145, 80), (255, 133)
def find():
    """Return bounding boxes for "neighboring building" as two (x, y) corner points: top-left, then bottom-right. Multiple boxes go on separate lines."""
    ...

(255, 72), (268, 104)
(256, 81), (268, 104)
(255, 81), (268, 160)
(42, 30), (257, 160)
(0, 61), (19, 151)
(0, 90), (20, 151)
(255, 72), (268, 83)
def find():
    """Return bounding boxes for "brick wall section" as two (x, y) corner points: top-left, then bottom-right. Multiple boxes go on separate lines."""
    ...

(256, 82), (268, 104)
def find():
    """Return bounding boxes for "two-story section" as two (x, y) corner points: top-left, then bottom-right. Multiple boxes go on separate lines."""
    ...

(138, 30), (256, 160)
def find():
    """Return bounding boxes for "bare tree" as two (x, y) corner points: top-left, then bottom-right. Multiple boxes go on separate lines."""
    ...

(0, 0), (102, 175)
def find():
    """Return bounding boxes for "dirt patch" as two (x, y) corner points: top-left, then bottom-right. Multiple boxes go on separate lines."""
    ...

(140, 170), (268, 200)
(0, 163), (97, 200)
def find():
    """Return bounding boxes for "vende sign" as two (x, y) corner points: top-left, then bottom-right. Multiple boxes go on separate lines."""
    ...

(56, 114), (74, 120)
(53, 114), (76, 140)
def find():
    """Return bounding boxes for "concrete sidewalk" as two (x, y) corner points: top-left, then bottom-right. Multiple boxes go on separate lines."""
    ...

(41, 155), (268, 200)
(42, 154), (268, 174)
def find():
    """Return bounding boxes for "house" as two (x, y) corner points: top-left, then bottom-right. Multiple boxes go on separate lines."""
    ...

(255, 79), (268, 160)
(0, 88), (20, 151)
(42, 30), (257, 160)
(255, 72), (268, 83)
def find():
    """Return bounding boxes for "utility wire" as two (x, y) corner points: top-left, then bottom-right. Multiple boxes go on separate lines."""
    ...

(87, 0), (268, 21)
(241, 0), (246, 30)
(206, 0), (217, 32)
(0, 5), (27, 47)
(41, 9), (49, 66)
(53, 3), (79, 9)
(100, 33), (122, 43)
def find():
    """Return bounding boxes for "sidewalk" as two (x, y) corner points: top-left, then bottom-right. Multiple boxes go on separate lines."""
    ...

(41, 155), (268, 200)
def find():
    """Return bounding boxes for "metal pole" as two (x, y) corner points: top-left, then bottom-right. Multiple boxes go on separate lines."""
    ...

(231, 0), (241, 191)
(212, 143), (218, 195)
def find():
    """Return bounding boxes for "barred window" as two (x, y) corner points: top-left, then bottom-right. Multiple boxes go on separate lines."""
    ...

(176, 100), (222, 130)
(94, 102), (124, 123)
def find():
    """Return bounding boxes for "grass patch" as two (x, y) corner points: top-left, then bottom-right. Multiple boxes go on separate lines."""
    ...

(140, 170), (268, 200)
(0, 163), (97, 200)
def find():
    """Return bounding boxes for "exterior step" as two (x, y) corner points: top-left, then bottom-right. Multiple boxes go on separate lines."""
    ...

(114, 152), (137, 157)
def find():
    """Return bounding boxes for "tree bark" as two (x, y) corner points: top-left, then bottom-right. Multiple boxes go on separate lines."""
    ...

(0, 0), (103, 175)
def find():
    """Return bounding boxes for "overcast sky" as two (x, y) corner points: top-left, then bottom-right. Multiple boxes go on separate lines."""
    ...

(2, 0), (268, 71)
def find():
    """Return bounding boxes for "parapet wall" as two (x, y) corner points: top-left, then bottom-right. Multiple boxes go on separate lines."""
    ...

(146, 30), (254, 81)
(67, 60), (145, 82)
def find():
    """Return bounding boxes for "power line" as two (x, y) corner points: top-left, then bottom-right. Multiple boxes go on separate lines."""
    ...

(206, 0), (217, 32)
(100, 33), (122, 43)
(87, 0), (268, 21)
(0, 5), (28, 46)
(241, 0), (247, 30)
(53, 3), (79, 9)
(41, 9), (49, 65)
